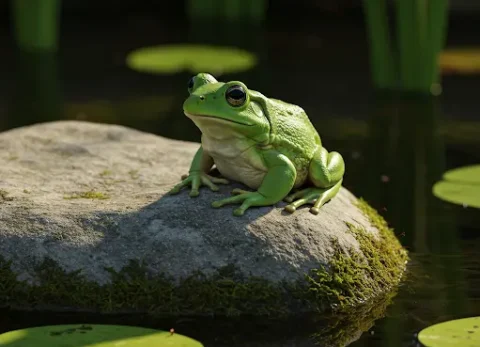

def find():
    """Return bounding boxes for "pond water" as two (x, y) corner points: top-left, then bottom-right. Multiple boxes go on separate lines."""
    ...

(0, 9), (479, 347)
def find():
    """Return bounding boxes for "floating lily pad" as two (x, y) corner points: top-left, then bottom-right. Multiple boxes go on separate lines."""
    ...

(440, 48), (480, 75)
(126, 44), (257, 75)
(417, 317), (480, 347)
(0, 324), (203, 347)
(432, 165), (480, 209)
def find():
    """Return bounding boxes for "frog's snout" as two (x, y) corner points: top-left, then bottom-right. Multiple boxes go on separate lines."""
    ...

(183, 94), (206, 113)
(185, 94), (206, 105)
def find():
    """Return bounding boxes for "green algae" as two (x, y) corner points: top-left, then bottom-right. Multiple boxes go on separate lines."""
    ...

(311, 290), (396, 347)
(0, 257), (295, 317)
(0, 198), (407, 319)
(304, 198), (408, 346)
(0, 189), (14, 201)
(64, 191), (110, 200)
(128, 170), (140, 180)
(99, 170), (113, 177)
(303, 198), (408, 312)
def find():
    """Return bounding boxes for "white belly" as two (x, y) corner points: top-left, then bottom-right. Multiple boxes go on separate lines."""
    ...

(202, 135), (267, 189)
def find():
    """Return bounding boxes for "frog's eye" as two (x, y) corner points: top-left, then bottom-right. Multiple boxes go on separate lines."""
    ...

(187, 76), (195, 93)
(226, 85), (246, 107)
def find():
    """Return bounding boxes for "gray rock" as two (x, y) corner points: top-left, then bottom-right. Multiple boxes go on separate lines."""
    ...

(0, 121), (405, 315)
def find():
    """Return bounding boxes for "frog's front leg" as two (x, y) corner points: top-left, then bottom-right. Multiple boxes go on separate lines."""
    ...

(169, 146), (229, 197)
(212, 151), (296, 216)
(284, 147), (345, 215)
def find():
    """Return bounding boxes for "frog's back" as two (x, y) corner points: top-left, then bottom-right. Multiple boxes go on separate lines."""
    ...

(269, 98), (320, 156)
(267, 98), (321, 187)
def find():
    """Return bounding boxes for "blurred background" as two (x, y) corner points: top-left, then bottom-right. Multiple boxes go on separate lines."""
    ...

(0, 0), (479, 346)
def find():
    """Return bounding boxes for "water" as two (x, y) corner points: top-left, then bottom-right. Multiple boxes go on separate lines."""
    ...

(0, 8), (479, 347)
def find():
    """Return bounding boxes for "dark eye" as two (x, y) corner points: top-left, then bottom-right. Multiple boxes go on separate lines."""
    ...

(187, 76), (195, 92)
(226, 85), (246, 107)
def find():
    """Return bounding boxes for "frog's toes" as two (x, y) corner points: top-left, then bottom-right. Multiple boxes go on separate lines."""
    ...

(233, 207), (246, 216)
(211, 200), (223, 208)
(284, 192), (298, 203)
(201, 178), (219, 192)
(284, 204), (297, 213)
(189, 189), (200, 197)
(231, 188), (251, 195)
(169, 186), (183, 195)
(208, 175), (230, 185)
(309, 207), (320, 215)
(284, 188), (311, 203)
(286, 197), (314, 212)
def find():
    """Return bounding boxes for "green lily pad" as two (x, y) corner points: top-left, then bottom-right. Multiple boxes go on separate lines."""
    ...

(440, 48), (480, 75)
(0, 324), (203, 347)
(432, 165), (480, 209)
(417, 316), (480, 347)
(126, 44), (257, 75)
(442, 165), (480, 185)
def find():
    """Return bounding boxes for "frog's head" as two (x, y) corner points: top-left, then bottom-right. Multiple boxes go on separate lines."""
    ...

(183, 73), (270, 142)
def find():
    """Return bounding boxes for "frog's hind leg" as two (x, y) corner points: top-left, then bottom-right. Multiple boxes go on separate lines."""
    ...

(284, 147), (345, 215)
(283, 182), (342, 214)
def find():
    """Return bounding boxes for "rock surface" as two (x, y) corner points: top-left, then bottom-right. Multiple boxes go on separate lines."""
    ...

(0, 120), (379, 286)
(0, 121), (407, 321)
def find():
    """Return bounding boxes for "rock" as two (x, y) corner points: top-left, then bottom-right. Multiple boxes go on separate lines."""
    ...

(0, 121), (408, 317)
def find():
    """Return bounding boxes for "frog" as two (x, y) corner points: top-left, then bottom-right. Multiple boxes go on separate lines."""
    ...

(169, 73), (345, 217)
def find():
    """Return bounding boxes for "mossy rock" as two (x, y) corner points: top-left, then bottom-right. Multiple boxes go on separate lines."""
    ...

(0, 121), (408, 317)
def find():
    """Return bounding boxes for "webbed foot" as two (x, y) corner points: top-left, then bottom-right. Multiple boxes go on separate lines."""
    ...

(283, 180), (342, 215)
(212, 190), (269, 216)
(170, 172), (229, 197)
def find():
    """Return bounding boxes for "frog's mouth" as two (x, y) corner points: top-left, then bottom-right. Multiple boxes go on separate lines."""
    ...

(184, 112), (254, 126)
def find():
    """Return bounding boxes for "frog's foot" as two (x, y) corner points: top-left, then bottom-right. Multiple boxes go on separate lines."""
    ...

(212, 190), (269, 216)
(230, 188), (252, 195)
(283, 180), (342, 215)
(283, 188), (317, 213)
(170, 172), (229, 197)
(180, 173), (229, 184)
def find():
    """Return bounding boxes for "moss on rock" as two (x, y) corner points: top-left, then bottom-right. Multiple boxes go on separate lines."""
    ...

(63, 191), (110, 200)
(0, 189), (14, 201)
(0, 257), (297, 317)
(0, 199), (407, 318)
(302, 199), (408, 312)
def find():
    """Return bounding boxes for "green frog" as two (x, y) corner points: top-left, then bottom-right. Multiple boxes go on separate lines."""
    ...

(169, 73), (345, 216)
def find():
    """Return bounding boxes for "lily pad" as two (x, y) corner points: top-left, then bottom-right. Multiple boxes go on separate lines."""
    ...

(432, 165), (480, 209)
(440, 48), (480, 75)
(126, 44), (257, 75)
(0, 324), (203, 347)
(417, 316), (480, 347)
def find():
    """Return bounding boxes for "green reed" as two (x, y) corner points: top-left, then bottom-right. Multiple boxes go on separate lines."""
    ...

(363, 0), (449, 93)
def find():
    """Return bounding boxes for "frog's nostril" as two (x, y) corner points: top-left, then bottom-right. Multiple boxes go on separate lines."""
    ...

(199, 95), (205, 101)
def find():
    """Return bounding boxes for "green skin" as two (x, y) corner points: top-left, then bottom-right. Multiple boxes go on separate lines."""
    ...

(169, 73), (345, 216)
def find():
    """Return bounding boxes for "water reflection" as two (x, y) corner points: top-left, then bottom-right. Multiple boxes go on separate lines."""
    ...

(347, 93), (479, 346)
(0, 291), (396, 347)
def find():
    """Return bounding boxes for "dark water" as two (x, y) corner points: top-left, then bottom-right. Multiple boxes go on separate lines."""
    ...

(0, 9), (479, 347)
